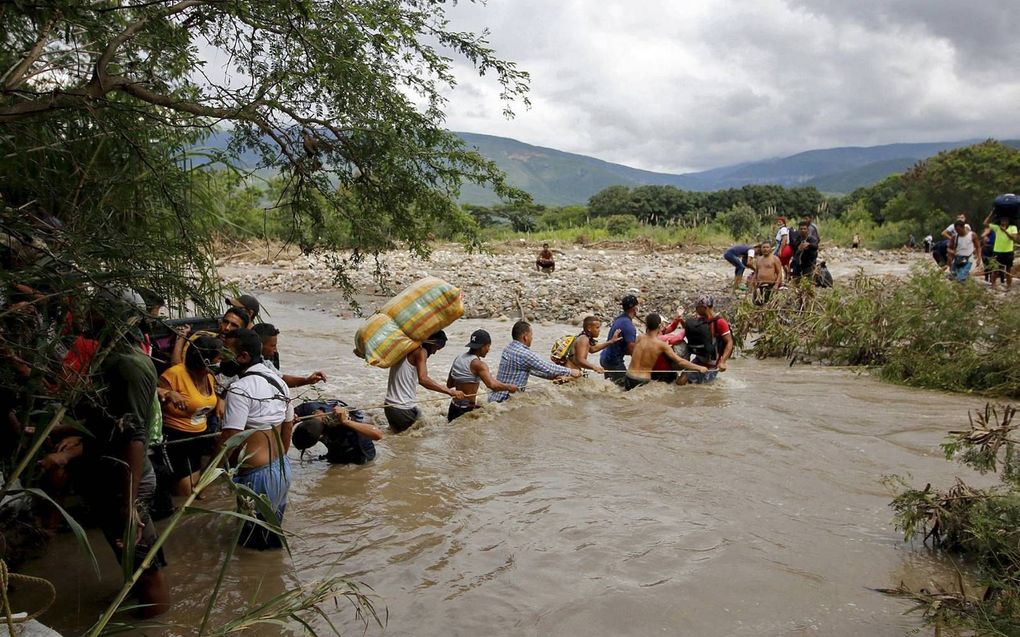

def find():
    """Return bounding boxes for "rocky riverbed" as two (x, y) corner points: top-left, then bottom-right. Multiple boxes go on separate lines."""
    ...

(218, 240), (929, 324)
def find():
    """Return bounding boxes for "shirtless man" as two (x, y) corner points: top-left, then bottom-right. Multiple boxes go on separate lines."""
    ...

(624, 313), (707, 390)
(752, 242), (784, 305)
(564, 316), (622, 374)
(446, 329), (518, 421)
(536, 243), (555, 272)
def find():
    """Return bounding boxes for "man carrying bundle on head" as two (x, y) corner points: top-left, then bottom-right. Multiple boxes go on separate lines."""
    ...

(385, 330), (466, 432)
(446, 329), (519, 421)
(624, 313), (707, 390)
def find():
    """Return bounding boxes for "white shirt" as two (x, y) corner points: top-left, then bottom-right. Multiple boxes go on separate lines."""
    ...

(775, 226), (789, 243)
(222, 362), (293, 431)
(954, 231), (977, 258)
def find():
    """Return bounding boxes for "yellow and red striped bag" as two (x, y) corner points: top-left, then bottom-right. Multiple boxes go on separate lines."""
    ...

(355, 277), (464, 368)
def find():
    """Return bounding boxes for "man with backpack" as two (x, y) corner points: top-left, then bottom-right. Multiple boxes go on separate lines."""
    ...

(217, 329), (293, 550)
(680, 295), (734, 384)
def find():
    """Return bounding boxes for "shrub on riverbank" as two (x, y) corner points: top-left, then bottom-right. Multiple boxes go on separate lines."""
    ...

(884, 405), (1020, 635)
(734, 267), (1020, 397)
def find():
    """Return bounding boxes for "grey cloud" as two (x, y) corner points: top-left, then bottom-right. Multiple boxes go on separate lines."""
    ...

(440, 0), (1020, 173)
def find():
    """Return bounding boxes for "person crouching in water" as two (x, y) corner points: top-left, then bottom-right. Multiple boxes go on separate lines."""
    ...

(624, 313), (707, 390)
(752, 242), (784, 305)
(292, 401), (384, 464)
(217, 329), (293, 550)
(446, 329), (519, 421)
(558, 316), (622, 374)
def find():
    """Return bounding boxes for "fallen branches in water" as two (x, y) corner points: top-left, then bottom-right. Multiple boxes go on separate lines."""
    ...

(886, 403), (1020, 635)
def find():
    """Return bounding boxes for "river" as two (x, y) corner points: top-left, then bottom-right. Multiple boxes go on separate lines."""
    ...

(18, 292), (991, 636)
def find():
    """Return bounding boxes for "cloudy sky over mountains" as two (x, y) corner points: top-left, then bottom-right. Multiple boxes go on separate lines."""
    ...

(440, 0), (1020, 173)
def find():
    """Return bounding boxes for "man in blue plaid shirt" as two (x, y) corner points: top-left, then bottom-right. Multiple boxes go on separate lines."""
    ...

(488, 321), (580, 403)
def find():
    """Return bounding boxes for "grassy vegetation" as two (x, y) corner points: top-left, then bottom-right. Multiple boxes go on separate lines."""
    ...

(478, 210), (911, 250)
(735, 268), (1020, 398)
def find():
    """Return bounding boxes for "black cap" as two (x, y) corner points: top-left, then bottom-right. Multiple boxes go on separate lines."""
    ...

(226, 294), (260, 321)
(466, 329), (491, 349)
(622, 294), (639, 310)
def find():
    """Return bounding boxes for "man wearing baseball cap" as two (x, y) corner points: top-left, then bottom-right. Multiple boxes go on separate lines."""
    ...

(445, 329), (518, 421)
(600, 294), (640, 386)
(225, 294), (260, 328)
(681, 294), (734, 384)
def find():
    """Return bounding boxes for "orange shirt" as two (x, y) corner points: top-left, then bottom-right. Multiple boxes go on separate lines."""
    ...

(160, 363), (217, 433)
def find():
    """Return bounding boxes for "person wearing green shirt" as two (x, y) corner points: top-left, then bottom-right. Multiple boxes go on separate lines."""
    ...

(989, 215), (1018, 290)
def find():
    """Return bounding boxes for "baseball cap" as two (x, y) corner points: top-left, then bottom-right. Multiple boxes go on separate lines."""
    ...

(622, 294), (640, 310)
(225, 294), (260, 321)
(466, 329), (492, 349)
(695, 294), (715, 308)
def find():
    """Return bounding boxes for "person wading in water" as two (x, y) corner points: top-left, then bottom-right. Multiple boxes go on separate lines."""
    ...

(445, 329), (518, 421)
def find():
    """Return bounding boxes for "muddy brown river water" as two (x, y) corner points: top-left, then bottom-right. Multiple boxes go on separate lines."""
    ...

(19, 292), (992, 636)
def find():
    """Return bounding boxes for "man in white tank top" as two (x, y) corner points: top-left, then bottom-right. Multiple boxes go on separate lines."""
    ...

(947, 219), (982, 283)
(384, 330), (466, 433)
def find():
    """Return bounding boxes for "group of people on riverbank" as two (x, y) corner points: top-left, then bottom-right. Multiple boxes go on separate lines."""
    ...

(928, 211), (1017, 289)
(723, 214), (826, 303)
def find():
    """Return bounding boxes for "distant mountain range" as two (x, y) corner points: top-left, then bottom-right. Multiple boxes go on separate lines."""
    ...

(195, 130), (1020, 205)
(456, 133), (1020, 205)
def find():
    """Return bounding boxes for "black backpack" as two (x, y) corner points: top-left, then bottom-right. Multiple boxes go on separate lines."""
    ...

(814, 261), (833, 288)
(685, 317), (721, 361)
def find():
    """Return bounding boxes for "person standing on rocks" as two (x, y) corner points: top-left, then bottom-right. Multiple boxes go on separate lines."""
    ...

(488, 321), (579, 403)
(722, 244), (755, 290)
(600, 295), (640, 386)
(752, 243), (784, 304)
(987, 215), (1017, 291)
(446, 329), (518, 421)
(946, 219), (982, 283)
(536, 243), (555, 273)
(790, 221), (819, 280)
(385, 331), (465, 432)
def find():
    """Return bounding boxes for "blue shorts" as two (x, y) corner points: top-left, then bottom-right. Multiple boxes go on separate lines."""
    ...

(724, 251), (746, 276)
(951, 256), (973, 283)
(686, 369), (718, 384)
(234, 455), (291, 549)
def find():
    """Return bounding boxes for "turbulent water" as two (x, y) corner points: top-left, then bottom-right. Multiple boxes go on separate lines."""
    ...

(19, 293), (992, 636)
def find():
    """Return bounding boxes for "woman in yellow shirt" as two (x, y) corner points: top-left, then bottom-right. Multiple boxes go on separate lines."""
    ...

(159, 335), (221, 495)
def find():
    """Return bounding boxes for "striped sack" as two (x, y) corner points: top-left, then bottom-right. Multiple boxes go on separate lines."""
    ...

(378, 276), (464, 343)
(354, 277), (464, 367)
(354, 313), (419, 368)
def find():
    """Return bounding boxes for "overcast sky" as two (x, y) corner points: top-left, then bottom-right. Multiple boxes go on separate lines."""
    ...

(439, 0), (1020, 174)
